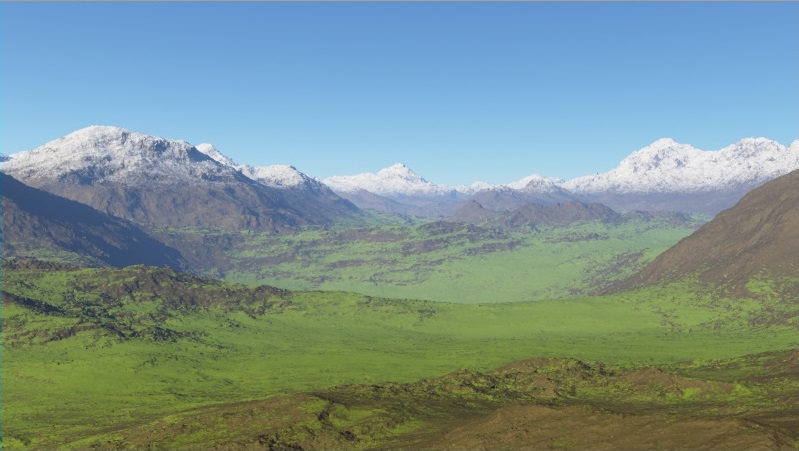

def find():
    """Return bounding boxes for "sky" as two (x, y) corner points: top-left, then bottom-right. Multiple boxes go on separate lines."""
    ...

(2, 2), (798, 185)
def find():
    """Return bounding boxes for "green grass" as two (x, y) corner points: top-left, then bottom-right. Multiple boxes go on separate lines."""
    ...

(215, 219), (698, 303)
(2, 265), (797, 449)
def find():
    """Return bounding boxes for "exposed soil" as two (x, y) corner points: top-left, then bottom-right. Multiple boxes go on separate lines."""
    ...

(612, 170), (799, 295)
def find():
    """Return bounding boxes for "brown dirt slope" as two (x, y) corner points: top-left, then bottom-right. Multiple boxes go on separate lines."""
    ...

(612, 169), (799, 291)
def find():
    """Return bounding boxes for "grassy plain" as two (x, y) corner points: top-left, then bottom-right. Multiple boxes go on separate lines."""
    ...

(168, 218), (701, 303)
(2, 264), (797, 449)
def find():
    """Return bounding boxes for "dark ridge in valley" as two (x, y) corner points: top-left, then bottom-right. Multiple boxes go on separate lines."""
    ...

(454, 200), (623, 230)
(610, 169), (799, 294)
(1, 173), (185, 269)
(572, 188), (766, 216)
(31, 178), (359, 233)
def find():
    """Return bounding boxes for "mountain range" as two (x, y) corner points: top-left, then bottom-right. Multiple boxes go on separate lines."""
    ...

(2, 126), (798, 227)
(322, 137), (799, 216)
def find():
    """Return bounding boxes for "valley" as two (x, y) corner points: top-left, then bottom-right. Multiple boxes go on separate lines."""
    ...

(1, 126), (798, 450)
(155, 215), (700, 303)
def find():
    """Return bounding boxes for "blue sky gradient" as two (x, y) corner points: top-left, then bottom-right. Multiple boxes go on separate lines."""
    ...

(2, 2), (798, 184)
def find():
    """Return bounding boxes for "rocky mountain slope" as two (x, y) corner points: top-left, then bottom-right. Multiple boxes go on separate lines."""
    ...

(2, 126), (358, 231)
(613, 169), (799, 292)
(194, 143), (358, 221)
(1, 173), (184, 268)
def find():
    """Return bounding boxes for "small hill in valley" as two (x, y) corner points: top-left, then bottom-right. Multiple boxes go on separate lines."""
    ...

(454, 200), (623, 231)
(612, 169), (799, 292)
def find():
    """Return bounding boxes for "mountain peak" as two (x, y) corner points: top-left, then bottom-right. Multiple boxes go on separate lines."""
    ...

(70, 124), (134, 137)
(323, 164), (454, 197)
(2, 125), (235, 186)
(646, 137), (681, 150)
(376, 163), (425, 182)
(564, 137), (799, 196)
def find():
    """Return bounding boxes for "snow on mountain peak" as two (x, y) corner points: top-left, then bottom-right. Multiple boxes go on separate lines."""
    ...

(240, 164), (316, 189)
(563, 137), (799, 194)
(506, 174), (565, 191)
(193, 142), (317, 189)
(1, 125), (238, 185)
(647, 137), (680, 150)
(376, 163), (427, 182)
(195, 143), (239, 168)
(323, 164), (456, 197)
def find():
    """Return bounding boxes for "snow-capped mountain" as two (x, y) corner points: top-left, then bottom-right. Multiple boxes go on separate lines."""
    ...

(318, 137), (798, 216)
(195, 143), (323, 190)
(322, 163), (565, 198)
(321, 164), (575, 215)
(564, 138), (799, 194)
(558, 137), (799, 214)
(3, 126), (242, 185)
(505, 174), (566, 192)
(2, 126), (359, 231)
(4, 125), (797, 219)
(323, 163), (459, 197)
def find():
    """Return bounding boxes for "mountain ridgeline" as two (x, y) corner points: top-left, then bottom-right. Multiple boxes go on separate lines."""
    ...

(322, 138), (799, 216)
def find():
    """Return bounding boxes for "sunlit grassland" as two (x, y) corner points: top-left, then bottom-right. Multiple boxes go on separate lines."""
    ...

(2, 266), (797, 449)
(219, 220), (697, 303)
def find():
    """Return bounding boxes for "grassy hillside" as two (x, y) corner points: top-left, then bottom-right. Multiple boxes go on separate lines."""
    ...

(157, 217), (701, 303)
(2, 264), (797, 449)
(53, 352), (799, 450)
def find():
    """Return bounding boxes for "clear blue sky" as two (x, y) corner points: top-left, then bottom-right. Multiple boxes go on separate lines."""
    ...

(2, 2), (797, 185)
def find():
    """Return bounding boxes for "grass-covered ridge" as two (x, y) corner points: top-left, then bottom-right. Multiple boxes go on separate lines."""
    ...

(2, 263), (797, 449)
(156, 216), (702, 303)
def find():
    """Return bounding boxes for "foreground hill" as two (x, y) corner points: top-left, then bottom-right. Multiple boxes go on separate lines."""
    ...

(614, 169), (799, 292)
(2, 262), (798, 450)
(1, 173), (184, 268)
(2, 126), (359, 231)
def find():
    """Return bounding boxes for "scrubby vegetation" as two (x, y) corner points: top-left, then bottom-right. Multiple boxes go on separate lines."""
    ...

(2, 263), (797, 449)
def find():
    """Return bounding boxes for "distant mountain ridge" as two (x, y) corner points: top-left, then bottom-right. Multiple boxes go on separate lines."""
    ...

(321, 137), (799, 215)
(4, 127), (797, 218)
(564, 138), (799, 194)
